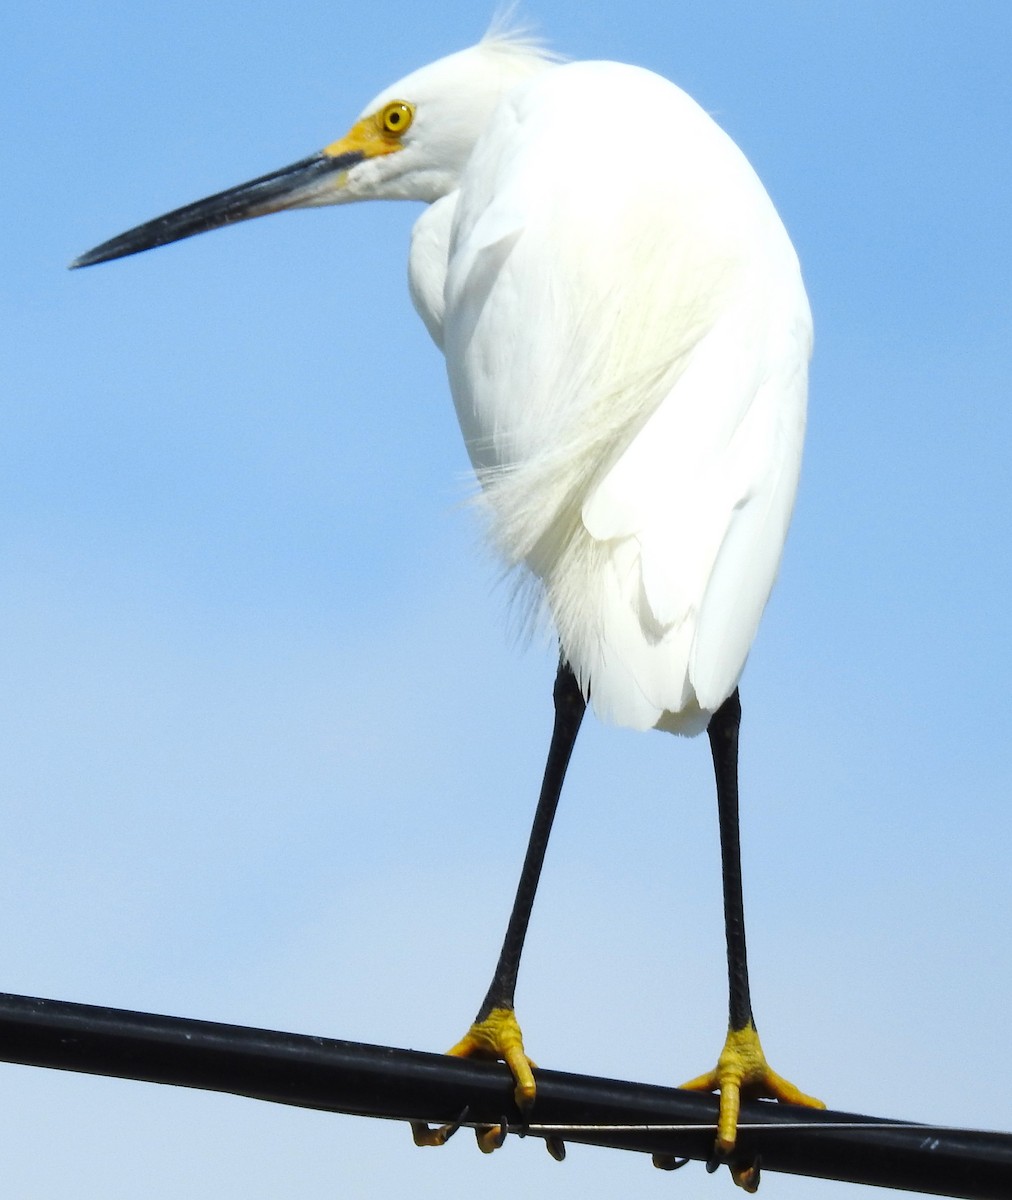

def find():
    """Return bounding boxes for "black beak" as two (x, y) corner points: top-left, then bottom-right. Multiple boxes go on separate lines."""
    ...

(71, 148), (364, 269)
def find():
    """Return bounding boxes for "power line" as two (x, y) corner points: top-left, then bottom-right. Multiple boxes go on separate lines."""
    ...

(0, 991), (1008, 1196)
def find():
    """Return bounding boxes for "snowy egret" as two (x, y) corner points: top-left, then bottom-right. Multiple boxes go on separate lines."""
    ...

(72, 27), (821, 1181)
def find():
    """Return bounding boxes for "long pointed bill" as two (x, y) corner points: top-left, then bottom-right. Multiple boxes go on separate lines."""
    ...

(70, 148), (365, 269)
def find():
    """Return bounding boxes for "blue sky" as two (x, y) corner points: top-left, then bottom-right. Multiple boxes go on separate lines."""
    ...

(4, 2), (1012, 1196)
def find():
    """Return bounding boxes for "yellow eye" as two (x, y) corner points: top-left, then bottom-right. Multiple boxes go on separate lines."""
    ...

(379, 101), (414, 136)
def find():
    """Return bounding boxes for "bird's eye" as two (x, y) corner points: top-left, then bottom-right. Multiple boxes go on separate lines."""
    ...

(380, 101), (414, 136)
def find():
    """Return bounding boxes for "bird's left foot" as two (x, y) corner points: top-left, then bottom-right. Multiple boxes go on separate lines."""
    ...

(410, 1006), (536, 1153)
(680, 1022), (824, 1190)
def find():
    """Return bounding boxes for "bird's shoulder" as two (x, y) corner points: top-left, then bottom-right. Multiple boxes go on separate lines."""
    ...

(453, 59), (776, 250)
(444, 57), (797, 360)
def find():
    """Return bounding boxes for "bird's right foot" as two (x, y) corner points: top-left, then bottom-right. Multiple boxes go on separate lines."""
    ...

(410, 1006), (536, 1152)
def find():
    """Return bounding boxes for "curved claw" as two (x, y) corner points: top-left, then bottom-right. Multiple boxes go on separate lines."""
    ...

(652, 1153), (690, 1171)
(706, 1149), (762, 1192)
(411, 1121), (451, 1148)
(681, 1022), (824, 1163)
(410, 1106), (469, 1147)
(733, 1155), (761, 1193)
(545, 1135), (566, 1161)
(474, 1119), (508, 1154)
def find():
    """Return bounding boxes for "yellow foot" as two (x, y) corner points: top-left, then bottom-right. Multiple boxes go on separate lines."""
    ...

(410, 1112), (506, 1153)
(681, 1022), (824, 1188)
(410, 1006), (537, 1153)
(447, 1006), (537, 1110)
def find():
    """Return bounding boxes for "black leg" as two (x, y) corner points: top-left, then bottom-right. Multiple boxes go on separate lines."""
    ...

(411, 661), (585, 1149)
(707, 688), (754, 1035)
(682, 687), (823, 1177)
(477, 659), (586, 1018)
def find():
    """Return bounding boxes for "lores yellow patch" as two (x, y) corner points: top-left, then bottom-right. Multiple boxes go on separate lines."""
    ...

(323, 100), (415, 160)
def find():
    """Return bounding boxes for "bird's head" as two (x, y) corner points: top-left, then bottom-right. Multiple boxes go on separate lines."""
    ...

(71, 33), (555, 268)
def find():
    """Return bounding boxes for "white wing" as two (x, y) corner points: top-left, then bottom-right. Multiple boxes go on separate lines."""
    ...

(434, 60), (811, 731)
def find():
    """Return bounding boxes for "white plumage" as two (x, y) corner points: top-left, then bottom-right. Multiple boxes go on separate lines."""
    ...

(403, 40), (810, 733)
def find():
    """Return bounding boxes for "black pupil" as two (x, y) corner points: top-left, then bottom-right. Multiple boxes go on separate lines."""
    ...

(389, 110), (400, 125)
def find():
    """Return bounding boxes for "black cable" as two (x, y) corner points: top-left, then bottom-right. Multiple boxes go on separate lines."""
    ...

(0, 991), (1009, 1198)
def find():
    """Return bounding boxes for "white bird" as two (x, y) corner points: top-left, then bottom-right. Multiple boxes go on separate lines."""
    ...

(72, 26), (822, 1182)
